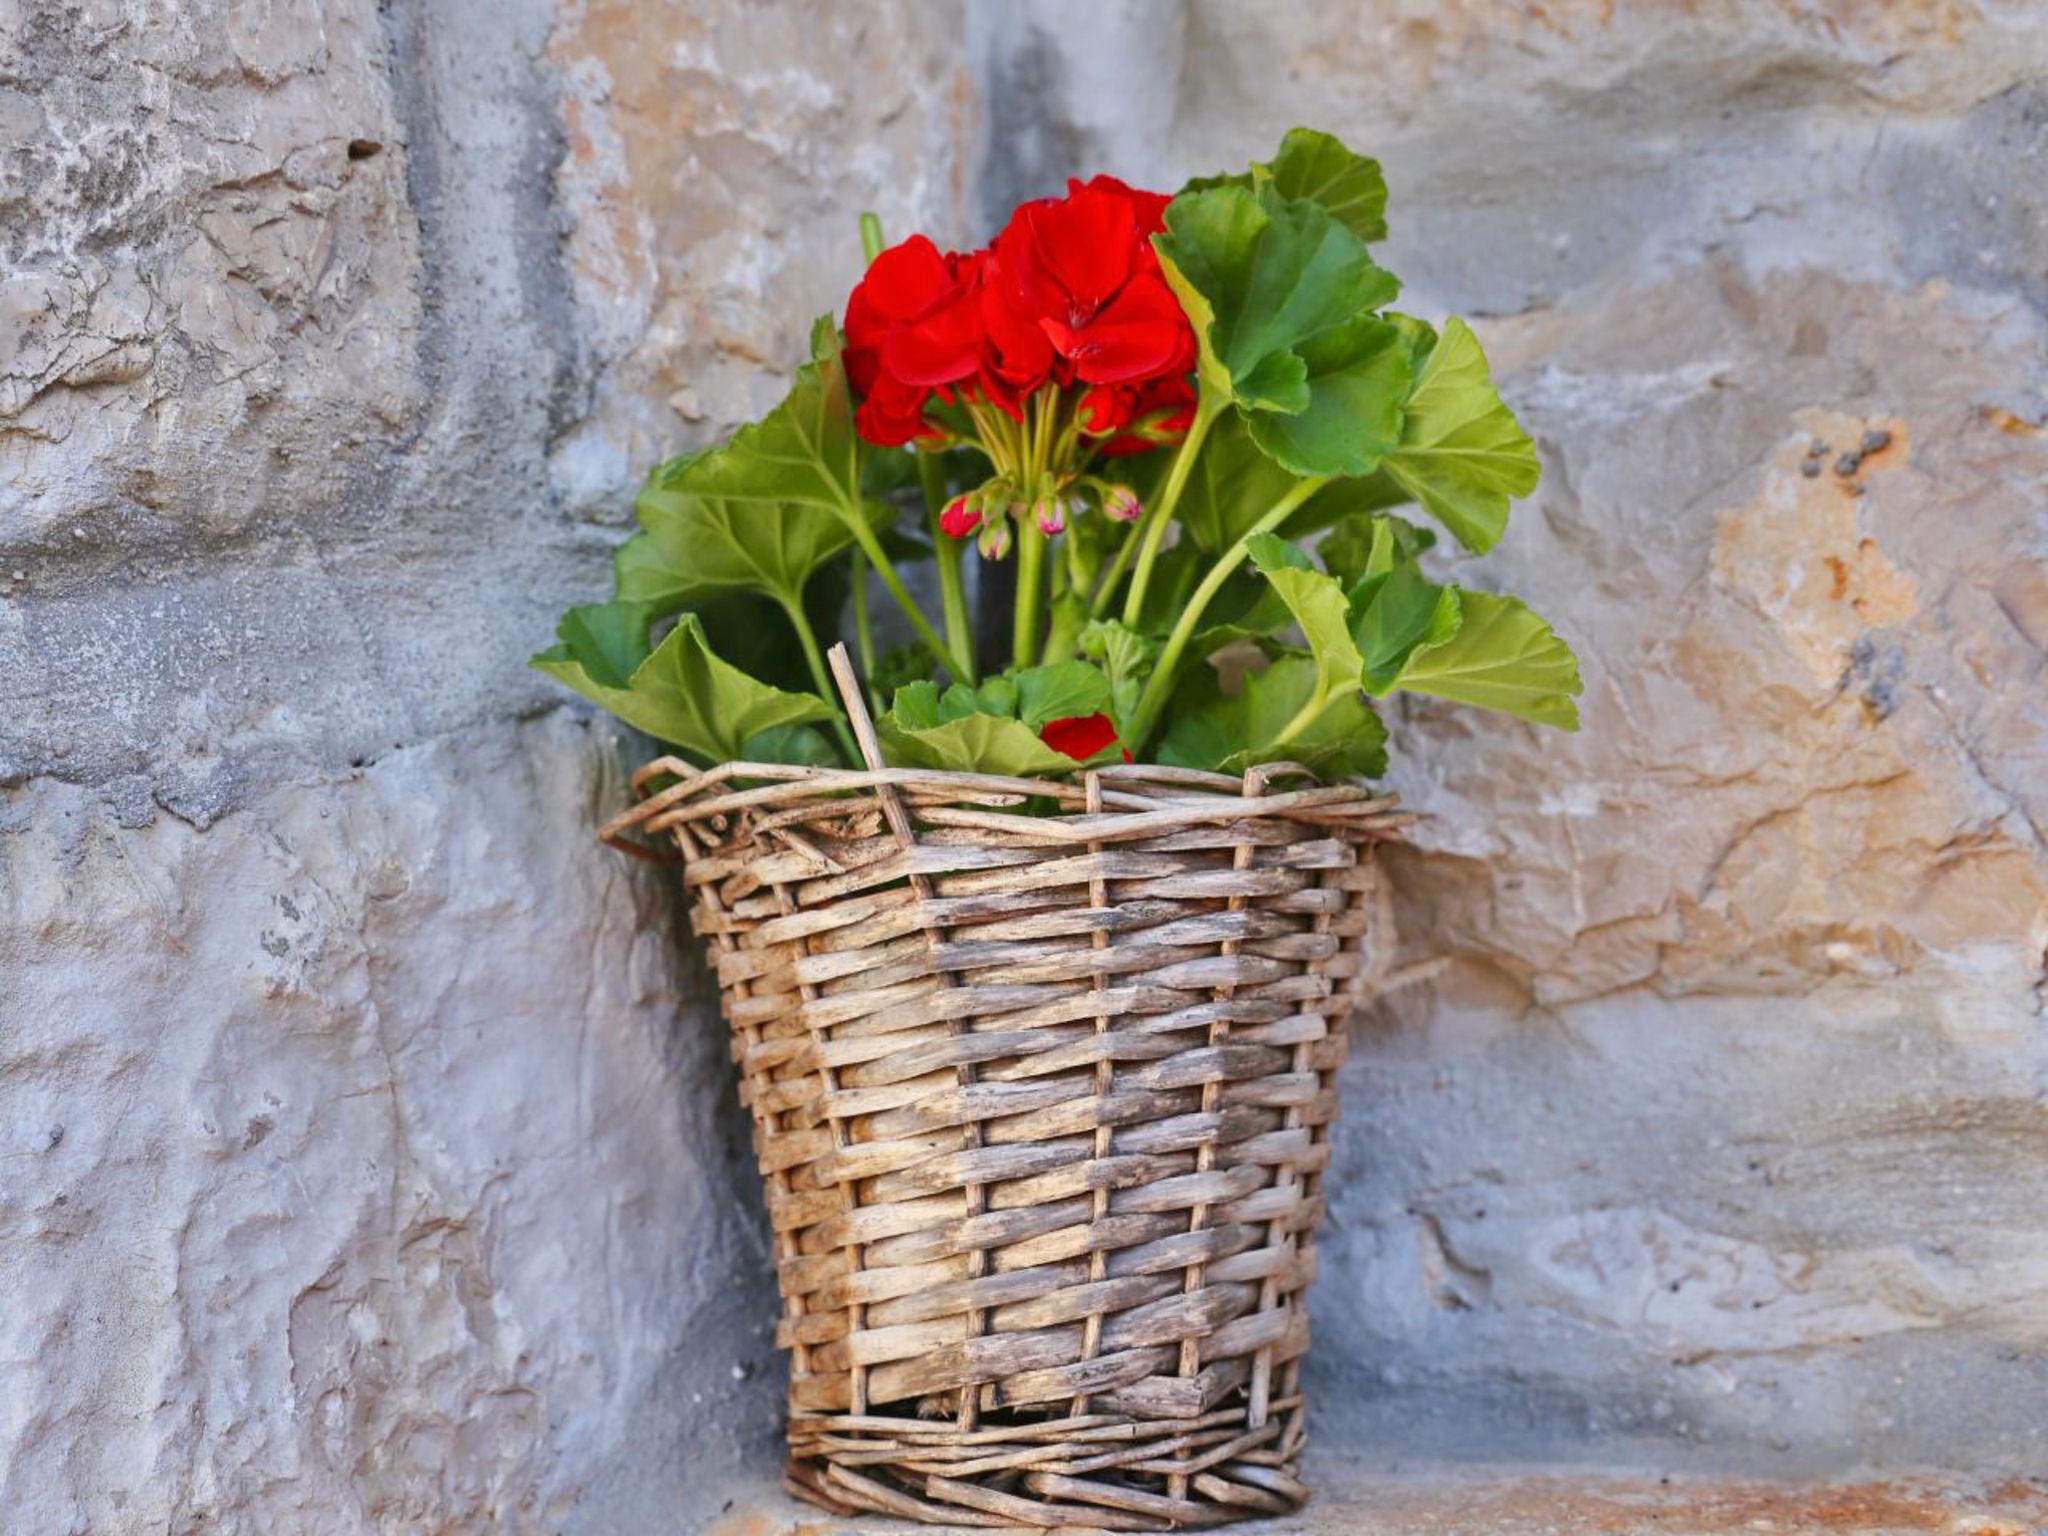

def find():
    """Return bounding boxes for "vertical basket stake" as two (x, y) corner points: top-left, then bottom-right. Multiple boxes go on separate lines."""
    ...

(826, 644), (890, 779)
(824, 643), (993, 1431)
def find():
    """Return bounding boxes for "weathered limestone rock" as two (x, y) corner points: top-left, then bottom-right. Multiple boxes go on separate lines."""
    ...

(2, 715), (778, 1533)
(545, 0), (975, 513)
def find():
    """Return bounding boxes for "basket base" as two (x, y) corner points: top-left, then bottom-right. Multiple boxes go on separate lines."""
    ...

(780, 1400), (1309, 1529)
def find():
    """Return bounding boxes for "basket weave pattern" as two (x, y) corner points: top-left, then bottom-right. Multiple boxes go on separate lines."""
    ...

(609, 755), (1402, 1528)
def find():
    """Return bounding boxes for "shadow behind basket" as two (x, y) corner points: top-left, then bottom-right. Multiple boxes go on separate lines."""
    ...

(606, 756), (1403, 1529)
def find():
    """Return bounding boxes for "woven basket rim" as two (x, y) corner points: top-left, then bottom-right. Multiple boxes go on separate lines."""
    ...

(598, 753), (1409, 861)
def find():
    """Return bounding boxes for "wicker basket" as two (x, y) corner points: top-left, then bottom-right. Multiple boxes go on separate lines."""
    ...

(601, 656), (1404, 1528)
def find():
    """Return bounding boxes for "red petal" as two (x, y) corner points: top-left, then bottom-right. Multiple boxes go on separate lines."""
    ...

(1026, 183), (1138, 315)
(1039, 712), (1120, 762)
(1042, 273), (1192, 384)
(1077, 383), (1133, 435)
(854, 235), (956, 322)
(1071, 174), (1171, 235)
(854, 373), (933, 446)
(882, 287), (984, 387)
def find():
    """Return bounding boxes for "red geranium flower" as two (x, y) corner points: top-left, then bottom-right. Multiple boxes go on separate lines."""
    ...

(844, 235), (982, 445)
(1040, 712), (1130, 763)
(983, 176), (1192, 393)
(841, 178), (1195, 466)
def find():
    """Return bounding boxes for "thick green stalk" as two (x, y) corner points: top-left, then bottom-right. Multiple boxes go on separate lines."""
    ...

(935, 533), (974, 681)
(849, 551), (878, 711)
(1124, 476), (1328, 751)
(1110, 394), (1224, 624)
(846, 519), (956, 684)
(1039, 603), (1081, 667)
(1036, 532), (1092, 665)
(778, 590), (861, 764)
(917, 449), (975, 682)
(1012, 518), (1046, 668)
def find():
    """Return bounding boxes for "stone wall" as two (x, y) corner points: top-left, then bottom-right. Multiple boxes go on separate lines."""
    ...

(4, 1), (2044, 1529)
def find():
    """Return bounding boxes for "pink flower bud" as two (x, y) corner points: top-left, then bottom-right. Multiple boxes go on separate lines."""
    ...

(976, 516), (1013, 561)
(1033, 495), (1065, 536)
(938, 493), (981, 539)
(1103, 484), (1142, 523)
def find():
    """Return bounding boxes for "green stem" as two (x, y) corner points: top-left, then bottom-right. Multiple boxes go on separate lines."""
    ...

(849, 551), (878, 712)
(1038, 529), (1092, 665)
(859, 212), (885, 264)
(936, 532), (974, 682)
(1013, 517), (1046, 668)
(1109, 394), (1224, 624)
(917, 450), (975, 683)
(1269, 682), (1332, 752)
(779, 590), (861, 765)
(1124, 476), (1328, 751)
(847, 519), (955, 686)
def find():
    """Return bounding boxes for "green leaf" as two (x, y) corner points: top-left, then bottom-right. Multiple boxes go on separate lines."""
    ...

(615, 321), (879, 663)
(1160, 536), (1390, 780)
(1320, 512), (1436, 587)
(683, 589), (827, 696)
(1244, 314), (1407, 479)
(1174, 409), (1305, 555)
(887, 679), (949, 731)
(1352, 566), (1462, 693)
(621, 479), (867, 612)
(552, 600), (657, 688)
(1158, 657), (1387, 779)
(912, 663), (1113, 732)
(876, 663), (1116, 776)
(532, 612), (836, 764)
(1078, 618), (1157, 732)
(1247, 533), (1364, 696)
(1176, 128), (1388, 246)
(1261, 128), (1389, 244)
(658, 315), (866, 528)
(1380, 316), (1539, 554)
(742, 723), (842, 768)
(1385, 589), (1582, 728)
(1157, 183), (1409, 478)
(1012, 661), (1113, 731)
(876, 708), (1079, 777)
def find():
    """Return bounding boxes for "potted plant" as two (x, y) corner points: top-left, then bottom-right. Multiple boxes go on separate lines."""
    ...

(539, 129), (1578, 1528)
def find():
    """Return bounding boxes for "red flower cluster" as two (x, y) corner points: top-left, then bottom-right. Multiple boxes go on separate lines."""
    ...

(843, 176), (1197, 451)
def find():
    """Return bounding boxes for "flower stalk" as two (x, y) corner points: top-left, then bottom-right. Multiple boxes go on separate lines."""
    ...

(918, 449), (975, 682)
(1123, 475), (1327, 748)
(1012, 519), (1047, 667)
(1109, 392), (1224, 623)
(778, 590), (863, 764)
